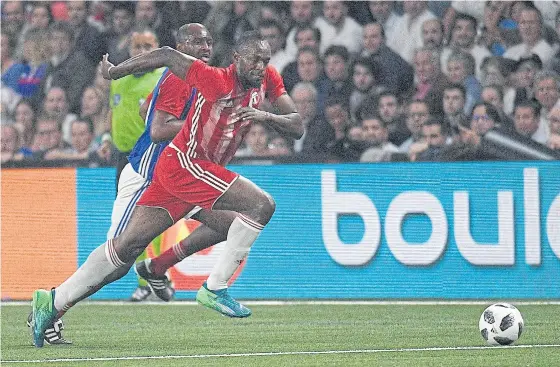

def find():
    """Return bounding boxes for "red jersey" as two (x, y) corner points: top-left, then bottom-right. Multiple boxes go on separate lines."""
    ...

(145, 70), (195, 119)
(171, 60), (286, 166)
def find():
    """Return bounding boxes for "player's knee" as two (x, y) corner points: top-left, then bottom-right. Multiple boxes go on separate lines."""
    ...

(257, 191), (276, 222)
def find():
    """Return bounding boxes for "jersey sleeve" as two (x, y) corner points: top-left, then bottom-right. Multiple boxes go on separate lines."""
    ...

(264, 65), (287, 103)
(185, 60), (230, 101)
(153, 72), (191, 118)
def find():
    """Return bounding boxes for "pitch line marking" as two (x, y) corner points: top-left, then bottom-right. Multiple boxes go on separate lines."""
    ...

(3, 344), (560, 364)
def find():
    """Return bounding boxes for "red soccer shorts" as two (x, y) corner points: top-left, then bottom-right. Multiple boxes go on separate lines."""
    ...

(137, 144), (238, 222)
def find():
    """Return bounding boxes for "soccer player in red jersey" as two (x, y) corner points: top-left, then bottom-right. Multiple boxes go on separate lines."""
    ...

(30, 31), (303, 346)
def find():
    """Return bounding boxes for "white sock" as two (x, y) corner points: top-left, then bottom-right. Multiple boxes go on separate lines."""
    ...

(206, 216), (263, 290)
(54, 239), (126, 312)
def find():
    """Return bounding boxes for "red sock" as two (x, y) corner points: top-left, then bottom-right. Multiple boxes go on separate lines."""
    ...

(149, 244), (184, 276)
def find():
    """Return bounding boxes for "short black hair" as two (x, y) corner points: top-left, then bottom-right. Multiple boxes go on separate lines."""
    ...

(323, 45), (349, 62)
(73, 117), (95, 134)
(483, 84), (504, 102)
(471, 102), (502, 125)
(453, 12), (478, 31)
(258, 18), (284, 34)
(353, 56), (380, 80)
(325, 95), (348, 110)
(514, 100), (540, 118)
(295, 25), (321, 44)
(444, 83), (466, 99)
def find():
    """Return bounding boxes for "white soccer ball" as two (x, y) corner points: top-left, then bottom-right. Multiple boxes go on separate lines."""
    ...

(479, 303), (524, 346)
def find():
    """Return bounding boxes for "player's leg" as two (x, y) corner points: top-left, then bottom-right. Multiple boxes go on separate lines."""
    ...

(106, 163), (153, 301)
(135, 209), (236, 301)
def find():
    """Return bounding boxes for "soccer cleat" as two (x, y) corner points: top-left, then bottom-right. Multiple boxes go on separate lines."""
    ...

(196, 282), (251, 318)
(27, 313), (72, 345)
(129, 285), (152, 302)
(134, 260), (175, 302)
(31, 289), (58, 347)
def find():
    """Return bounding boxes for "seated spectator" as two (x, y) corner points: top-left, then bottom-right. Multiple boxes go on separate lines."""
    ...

(284, 0), (319, 60)
(1, 1), (25, 57)
(44, 118), (110, 165)
(286, 47), (326, 98)
(387, 1), (436, 64)
(359, 115), (399, 162)
(441, 13), (492, 78)
(412, 47), (449, 117)
(291, 82), (332, 156)
(47, 21), (96, 114)
(29, 117), (67, 160)
(481, 84), (514, 130)
(282, 26), (321, 93)
(409, 118), (450, 161)
(503, 5), (557, 66)
(317, 45), (353, 111)
(360, 22), (414, 97)
(442, 83), (467, 131)
(1, 124), (25, 163)
(323, 97), (361, 161)
(28, 2), (53, 31)
(446, 50), (483, 114)
(1, 29), (51, 109)
(513, 101), (544, 144)
(41, 87), (77, 145)
(349, 57), (381, 123)
(375, 92), (410, 146)
(422, 18), (444, 50)
(399, 100), (431, 153)
(512, 54), (542, 106)
(362, 1), (402, 43)
(314, 1), (363, 55)
(106, 2), (135, 65)
(236, 123), (273, 157)
(479, 56), (516, 114)
(80, 86), (110, 142)
(258, 19), (291, 74)
(134, 1), (175, 47)
(533, 70), (560, 144)
(268, 135), (293, 157)
(547, 102), (560, 150)
(13, 99), (36, 149)
(1, 33), (15, 76)
(1, 34), (20, 113)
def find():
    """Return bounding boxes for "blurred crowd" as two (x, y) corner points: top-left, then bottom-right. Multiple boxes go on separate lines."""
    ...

(2, 0), (560, 167)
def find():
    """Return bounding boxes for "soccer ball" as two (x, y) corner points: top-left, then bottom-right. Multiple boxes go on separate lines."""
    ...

(479, 303), (524, 346)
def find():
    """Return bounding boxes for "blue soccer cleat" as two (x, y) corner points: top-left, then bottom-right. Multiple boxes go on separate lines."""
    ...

(31, 289), (58, 347)
(196, 282), (251, 318)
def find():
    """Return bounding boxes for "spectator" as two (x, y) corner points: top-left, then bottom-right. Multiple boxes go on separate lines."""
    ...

(324, 97), (362, 161)
(387, 1), (436, 64)
(442, 83), (467, 131)
(282, 26), (321, 92)
(42, 87), (77, 145)
(134, 1), (175, 48)
(13, 99), (36, 149)
(1, 29), (51, 110)
(66, 1), (106, 63)
(318, 45), (354, 111)
(1, 33), (19, 113)
(533, 70), (560, 143)
(481, 84), (514, 130)
(359, 115), (399, 162)
(80, 86), (110, 142)
(315, 1), (363, 55)
(268, 135), (293, 156)
(373, 91), (410, 146)
(287, 47), (326, 102)
(1, 124), (25, 163)
(1, 33), (15, 74)
(258, 19), (291, 74)
(479, 56), (517, 114)
(360, 22), (414, 97)
(422, 18), (444, 50)
(363, 1), (402, 43)
(44, 118), (110, 165)
(160, 1), (211, 33)
(106, 2), (135, 65)
(513, 101), (543, 143)
(29, 116), (67, 159)
(408, 118), (449, 161)
(446, 50), (483, 114)
(1, 1), (25, 57)
(47, 21), (96, 114)
(441, 13), (492, 78)
(547, 103), (560, 150)
(291, 82), (331, 157)
(284, 0), (319, 60)
(512, 54), (542, 106)
(204, 1), (260, 67)
(28, 2), (53, 31)
(400, 100), (431, 152)
(412, 47), (449, 117)
(349, 57), (380, 123)
(236, 123), (273, 157)
(503, 6), (556, 66)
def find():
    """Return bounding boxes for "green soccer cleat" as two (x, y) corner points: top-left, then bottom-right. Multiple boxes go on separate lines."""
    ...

(31, 289), (58, 348)
(196, 282), (251, 318)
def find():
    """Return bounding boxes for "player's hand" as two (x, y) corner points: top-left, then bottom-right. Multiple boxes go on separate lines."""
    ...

(100, 54), (115, 80)
(230, 107), (271, 124)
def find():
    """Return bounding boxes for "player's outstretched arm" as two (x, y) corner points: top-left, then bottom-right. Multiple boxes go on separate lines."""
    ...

(100, 47), (197, 81)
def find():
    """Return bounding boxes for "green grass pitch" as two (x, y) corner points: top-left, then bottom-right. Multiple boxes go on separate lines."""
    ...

(2, 303), (559, 366)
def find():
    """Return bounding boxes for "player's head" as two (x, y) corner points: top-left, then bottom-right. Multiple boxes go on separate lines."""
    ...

(176, 23), (213, 63)
(233, 31), (271, 89)
(128, 30), (159, 58)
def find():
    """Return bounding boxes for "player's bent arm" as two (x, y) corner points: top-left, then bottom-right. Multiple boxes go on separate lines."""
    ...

(150, 109), (184, 143)
(106, 47), (196, 81)
(268, 94), (304, 140)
